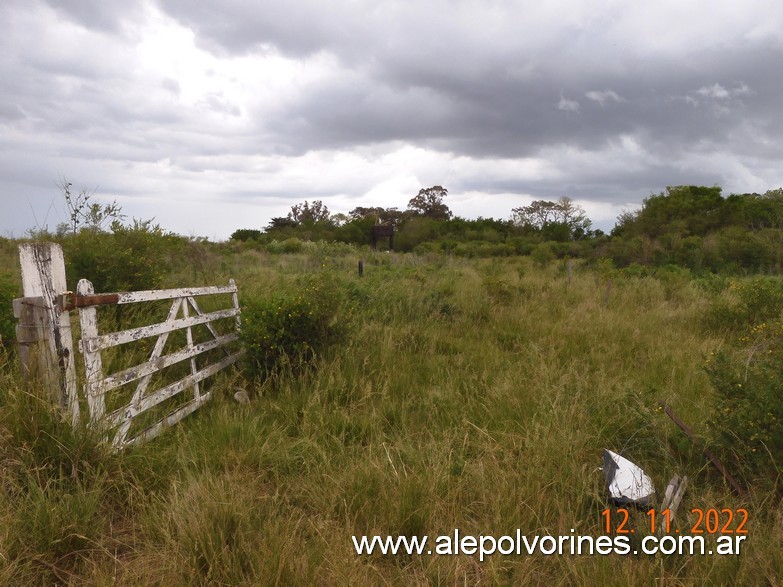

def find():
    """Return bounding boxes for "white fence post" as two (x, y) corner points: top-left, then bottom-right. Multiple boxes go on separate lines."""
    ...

(77, 278), (106, 423)
(16, 243), (79, 427)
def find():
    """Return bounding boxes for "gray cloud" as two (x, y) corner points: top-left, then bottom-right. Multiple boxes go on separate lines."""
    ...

(40, 0), (145, 33)
(0, 0), (782, 238)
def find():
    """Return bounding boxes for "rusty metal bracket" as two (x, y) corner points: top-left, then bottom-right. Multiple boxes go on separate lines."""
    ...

(60, 292), (120, 311)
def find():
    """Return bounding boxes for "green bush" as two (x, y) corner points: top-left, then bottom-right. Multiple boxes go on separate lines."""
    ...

(265, 238), (304, 254)
(531, 242), (556, 267)
(62, 221), (181, 292)
(0, 273), (19, 346)
(705, 321), (783, 492)
(240, 272), (345, 377)
(706, 276), (783, 331)
(481, 274), (516, 305)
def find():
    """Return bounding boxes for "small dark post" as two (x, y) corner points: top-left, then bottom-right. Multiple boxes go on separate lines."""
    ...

(358, 259), (364, 278)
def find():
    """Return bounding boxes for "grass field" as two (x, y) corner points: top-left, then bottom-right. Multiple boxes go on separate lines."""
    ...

(1, 245), (781, 585)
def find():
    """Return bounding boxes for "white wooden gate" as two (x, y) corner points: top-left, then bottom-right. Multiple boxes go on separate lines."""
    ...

(73, 278), (244, 448)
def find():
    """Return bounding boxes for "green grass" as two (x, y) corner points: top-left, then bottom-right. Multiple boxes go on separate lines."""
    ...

(1, 247), (781, 584)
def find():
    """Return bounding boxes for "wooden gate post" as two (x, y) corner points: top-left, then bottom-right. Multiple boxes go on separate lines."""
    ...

(16, 243), (79, 426)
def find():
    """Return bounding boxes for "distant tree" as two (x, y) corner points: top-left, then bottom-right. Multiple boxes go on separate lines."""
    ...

(512, 196), (591, 239)
(407, 186), (452, 220)
(349, 206), (386, 220)
(557, 197), (592, 237)
(512, 200), (558, 228)
(349, 206), (405, 227)
(330, 213), (349, 227)
(288, 200), (331, 224)
(736, 189), (783, 230)
(613, 186), (723, 238)
(230, 229), (263, 241)
(267, 217), (298, 230)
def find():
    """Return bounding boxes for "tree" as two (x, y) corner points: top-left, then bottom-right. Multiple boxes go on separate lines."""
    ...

(511, 196), (591, 239)
(512, 200), (559, 228)
(267, 217), (298, 230)
(330, 213), (349, 227)
(407, 186), (452, 220)
(613, 186), (724, 238)
(349, 206), (405, 227)
(230, 229), (263, 241)
(58, 178), (125, 234)
(556, 196), (591, 238)
(287, 200), (331, 224)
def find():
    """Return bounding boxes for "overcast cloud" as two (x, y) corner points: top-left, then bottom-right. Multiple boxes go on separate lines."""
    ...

(1, 0), (782, 238)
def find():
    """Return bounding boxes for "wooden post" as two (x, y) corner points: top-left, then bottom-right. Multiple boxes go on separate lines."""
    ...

(16, 243), (79, 426)
(13, 296), (49, 382)
(77, 278), (106, 423)
(358, 259), (364, 278)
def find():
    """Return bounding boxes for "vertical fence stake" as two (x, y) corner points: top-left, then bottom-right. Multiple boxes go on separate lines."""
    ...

(77, 278), (106, 423)
(17, 243), (79, 427)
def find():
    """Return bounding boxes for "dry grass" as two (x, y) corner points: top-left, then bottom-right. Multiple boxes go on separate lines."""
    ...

(0, 248), (781, 584)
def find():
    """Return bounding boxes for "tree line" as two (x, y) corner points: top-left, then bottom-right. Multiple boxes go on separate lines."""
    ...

(230, 183), (783, 272)
(231, 186), (605, 256)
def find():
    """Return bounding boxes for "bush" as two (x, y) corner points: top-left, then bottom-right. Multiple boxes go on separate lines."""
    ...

(705, 322), (783, 492)
(265, 238), (304, 254)
(0, 273), (19, 346)
(240, 272), (345, 377)
(62, 221), (181, 292)
(705, 276), (783, 332)
(531, 242), (556, 267)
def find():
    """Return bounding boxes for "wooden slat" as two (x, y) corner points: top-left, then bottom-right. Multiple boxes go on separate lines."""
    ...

(110, 296), (183, 444)
(84, 307), (240, 352)
(67, 285), (238, 310)
(118, 390), (213, 448)
(112, 284), (237, 304)
(105, 350), (243, 428)
(182, 297), (200, 400)
(95, 333), (239, 394)
(186, 296), (231, 357)
(78, 279), (107, 421)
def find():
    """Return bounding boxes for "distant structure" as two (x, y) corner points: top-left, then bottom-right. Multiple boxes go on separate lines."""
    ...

(371, 224), (394, 250)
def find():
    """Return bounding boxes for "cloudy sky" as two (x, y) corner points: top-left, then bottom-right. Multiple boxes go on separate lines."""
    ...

(1, 0), (782, 239)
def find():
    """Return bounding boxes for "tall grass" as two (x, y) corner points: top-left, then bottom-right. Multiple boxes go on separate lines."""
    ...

(0, 248), (781, 584)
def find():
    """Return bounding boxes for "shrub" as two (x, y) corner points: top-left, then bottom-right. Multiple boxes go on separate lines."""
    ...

(531, 242), (556, 267)
(705, 276), (783, 332)
(240, 272), (345, 378)
(705, 322), (783, 492)
(0, 273), (19, 346)
(62, 220), (181, 292)
(481, 274), (516, 305)
(230, 229), (263, 242)
(265, 238), (304, 254)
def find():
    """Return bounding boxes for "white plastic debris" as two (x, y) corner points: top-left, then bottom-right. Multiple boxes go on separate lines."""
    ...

(603, 449), (656, 507)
